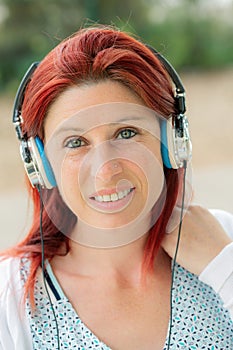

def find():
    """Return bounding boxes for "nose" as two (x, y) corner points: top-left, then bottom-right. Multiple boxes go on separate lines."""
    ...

(89, 141), (123, 183)
(95, 160), (123, 182)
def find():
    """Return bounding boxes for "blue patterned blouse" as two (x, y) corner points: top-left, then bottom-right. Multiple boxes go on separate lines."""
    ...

(21, 260), (233, 350)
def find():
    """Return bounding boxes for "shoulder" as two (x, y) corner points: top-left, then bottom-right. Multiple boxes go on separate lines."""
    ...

(0, 257), (22, 291)
(209, 209), (233, 240)
(0, 257), (33, 349)
(0, 255), (21, 272)
(0, 256), (31, 299)
(0, 255), (31, 272)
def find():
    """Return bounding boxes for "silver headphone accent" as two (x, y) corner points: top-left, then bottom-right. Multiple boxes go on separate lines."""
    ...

(12, 62), (56, 189)
(12, 48), (192, 189)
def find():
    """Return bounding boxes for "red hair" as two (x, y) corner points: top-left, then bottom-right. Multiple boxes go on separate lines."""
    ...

(3, 26), (181, 304)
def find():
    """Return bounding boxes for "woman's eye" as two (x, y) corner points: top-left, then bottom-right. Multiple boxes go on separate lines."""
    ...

(64, 138), (85, 148)
(117, 128), (137, 139)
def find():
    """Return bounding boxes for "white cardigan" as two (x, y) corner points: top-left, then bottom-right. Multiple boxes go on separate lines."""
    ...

(0, 209), (233, 350)
(199, 209), (233, 318)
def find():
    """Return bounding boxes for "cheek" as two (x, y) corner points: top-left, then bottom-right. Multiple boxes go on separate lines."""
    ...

(135, 140), (165, 208)
(55, 156), (83, 204)
(132, 139), (164, 189)
(147, 138), (163, 165)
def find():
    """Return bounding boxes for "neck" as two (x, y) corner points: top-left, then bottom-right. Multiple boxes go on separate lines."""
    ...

(52, 233), (170, 288)
(69, 234), (147, 276)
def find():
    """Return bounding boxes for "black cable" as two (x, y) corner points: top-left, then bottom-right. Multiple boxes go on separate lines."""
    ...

(37, 161), (187, 350)
(166, 161), (187, 349)
(37, 185), (61, 350)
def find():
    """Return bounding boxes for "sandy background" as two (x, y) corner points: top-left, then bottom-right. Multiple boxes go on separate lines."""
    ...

(0, 68), (233, 250)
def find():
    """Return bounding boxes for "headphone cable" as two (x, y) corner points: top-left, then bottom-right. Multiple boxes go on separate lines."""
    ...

(37, 161), (187, 350)
(166, 160), (187, 349)
(37, 185), (61, 350)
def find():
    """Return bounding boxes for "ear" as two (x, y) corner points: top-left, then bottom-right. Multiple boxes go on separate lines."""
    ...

(160, 119), (179, 169)
(24, 136), (57, 189)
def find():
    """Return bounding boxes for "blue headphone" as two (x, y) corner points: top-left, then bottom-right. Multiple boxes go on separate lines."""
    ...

(12, 49), (192, 189)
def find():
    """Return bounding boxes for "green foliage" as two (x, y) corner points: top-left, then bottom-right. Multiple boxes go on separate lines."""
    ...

(0, 0), (232, 92)
(143, 1), (233, 70)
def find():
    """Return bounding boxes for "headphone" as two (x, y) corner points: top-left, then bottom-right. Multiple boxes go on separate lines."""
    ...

(12, 48), (192, 189)
(12, 61), (56, 189)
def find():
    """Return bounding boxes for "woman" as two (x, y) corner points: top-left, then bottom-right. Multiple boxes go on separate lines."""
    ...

(0, 26), (232, 350)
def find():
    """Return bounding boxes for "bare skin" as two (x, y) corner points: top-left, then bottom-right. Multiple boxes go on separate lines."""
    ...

(51, 240), (172, 350)
(161, 204), (232, 276)
(46, 80), (172, 349)
(45, 80), (232, 349)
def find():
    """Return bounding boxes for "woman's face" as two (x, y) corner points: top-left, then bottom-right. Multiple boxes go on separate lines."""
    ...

(44, 80), (165, 241)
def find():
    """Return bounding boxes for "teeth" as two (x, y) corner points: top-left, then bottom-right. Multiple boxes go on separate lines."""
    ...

(93, 189), (132, 202)
(110, 193), (118, 201)
(118, 190), (125, 199)
(103, 195), (111, 202)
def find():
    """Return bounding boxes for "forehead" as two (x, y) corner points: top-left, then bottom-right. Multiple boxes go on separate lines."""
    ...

(50, 103), (162, 140)
(44, 81), (165, 140)
(44, 81), (145, 133)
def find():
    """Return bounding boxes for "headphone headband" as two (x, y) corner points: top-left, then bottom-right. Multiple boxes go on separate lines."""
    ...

(12, 44), (192, 188)
(146, 45), (186, 115)
(13, 62), (40, 142)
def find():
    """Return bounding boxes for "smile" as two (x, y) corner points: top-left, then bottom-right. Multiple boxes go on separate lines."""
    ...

(92, 188), (134, 202)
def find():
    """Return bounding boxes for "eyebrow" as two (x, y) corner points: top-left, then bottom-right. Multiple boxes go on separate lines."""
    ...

(117, 116), (148, 123)
(51, 115), (150, 137)
(52, 126), (85, 137)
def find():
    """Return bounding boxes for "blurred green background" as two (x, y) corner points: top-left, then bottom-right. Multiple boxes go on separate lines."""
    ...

(0, 0), (233, 92)
(0, 0), (233, 249)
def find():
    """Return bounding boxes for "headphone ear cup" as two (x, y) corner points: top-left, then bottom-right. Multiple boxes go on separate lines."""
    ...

(29, 137), (57, 189)
(160, 119), (179, 169)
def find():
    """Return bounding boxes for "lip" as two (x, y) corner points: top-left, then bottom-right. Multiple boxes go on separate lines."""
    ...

(87, 187), (135, 213)
(90, 186), (134, 197)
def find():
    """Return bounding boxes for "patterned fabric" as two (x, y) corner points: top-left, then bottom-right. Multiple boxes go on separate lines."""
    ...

(165, 265), (232, 349)
(21, 260), (233, 350)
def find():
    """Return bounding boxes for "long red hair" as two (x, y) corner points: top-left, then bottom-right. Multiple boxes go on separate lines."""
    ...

(3, 26), (181, 304)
